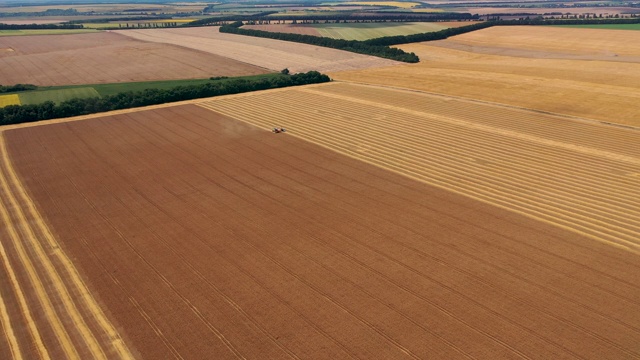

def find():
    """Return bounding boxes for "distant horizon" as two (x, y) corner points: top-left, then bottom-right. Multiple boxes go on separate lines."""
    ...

(0, 0), (215, 6)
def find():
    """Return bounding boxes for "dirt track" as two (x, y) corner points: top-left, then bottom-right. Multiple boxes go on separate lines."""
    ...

(4, 104), (640, 359)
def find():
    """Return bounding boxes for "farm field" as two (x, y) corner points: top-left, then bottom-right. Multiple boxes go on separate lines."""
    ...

(2, 102), (639, 359)
(0, 32), (270, 86)
(0, 74), (280, 107)
(552, 24), (640, 31)
(243, 21), (470, 40)
(330, 26), (640, 127)
(0, 94), (20, 107)
(0, 29), (98, 36)
(461, 6), (638, 16)
(18, 87), (99, 105)
(201, 82), (640, 251)
(115, 27), (401, 73)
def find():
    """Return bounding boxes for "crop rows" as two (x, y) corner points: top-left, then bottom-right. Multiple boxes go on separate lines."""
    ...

(5, 104), (640, 358)
(0, 132), (133, 359)
(199, 82), (640, 252)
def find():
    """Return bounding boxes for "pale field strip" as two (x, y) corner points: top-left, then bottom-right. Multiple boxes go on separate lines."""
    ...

(114, 27), (401, 74)
(449, 26), (640, 57)
(331, 26), (640, 127)
(0, 133), (134, 359)
(198, 82), (640, 253)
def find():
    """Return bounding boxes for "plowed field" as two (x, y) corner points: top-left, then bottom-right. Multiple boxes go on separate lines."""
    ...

(2, 102), (640, 359)
(115, 27), (401, 74)
(330, 26), (640, 127)
(0, 32), (269, 86)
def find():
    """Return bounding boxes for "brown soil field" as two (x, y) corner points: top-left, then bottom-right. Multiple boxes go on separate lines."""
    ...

(0, 32), (269, 86)
(200, 82), (640, 252)
(2, 103), (640, 359)
(115, 27), (401, 74)
(330, 26), (640, 127)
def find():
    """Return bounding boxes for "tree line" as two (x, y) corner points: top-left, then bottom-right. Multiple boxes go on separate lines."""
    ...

(219, 21), (496, 63)
(0, 84), (37, 93)
(219, 21), (420, 63)
(0, 71), (331, 127)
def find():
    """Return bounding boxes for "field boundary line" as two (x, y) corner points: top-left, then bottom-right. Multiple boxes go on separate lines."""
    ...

(0, 132), (135, 359)
(0, 83), (332, 133)
(330, 80), (640, 132)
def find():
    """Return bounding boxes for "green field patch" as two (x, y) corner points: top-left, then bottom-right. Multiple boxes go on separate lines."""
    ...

(19, 87), (100, 105)
(90, 75), (278, 97)
(0, 29), (98, 36)
(312, 22), (451, 40)
(0, 94), (21, 107)
(550, 24), (640, 31)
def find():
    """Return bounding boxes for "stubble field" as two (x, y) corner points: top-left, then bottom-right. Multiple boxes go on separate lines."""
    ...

(0, 32), (270, 86)
(1, 102), (639, 359)
(330, 26), (640, 127)
(115, 27), (401, 73)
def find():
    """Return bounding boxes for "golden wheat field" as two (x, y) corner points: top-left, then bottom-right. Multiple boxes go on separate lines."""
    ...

(330, 26), (640, 127)
(199, 82), (640, 253)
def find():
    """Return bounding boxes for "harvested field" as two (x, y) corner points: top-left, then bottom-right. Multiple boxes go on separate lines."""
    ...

(553, 24), (640, 31)
(330, 26), (640, 127)
(200, 82), (640, 251)
(2, 103), (640, 359)
(441, 26), (640, 58)
(243, 22), (470, 41)
(115, 27), (401, 74)
(0, 133), (133, 359)
(0, 32), (270, 86)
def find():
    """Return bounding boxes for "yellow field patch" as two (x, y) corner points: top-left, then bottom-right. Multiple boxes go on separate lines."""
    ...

(0, 94), (20, 107)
